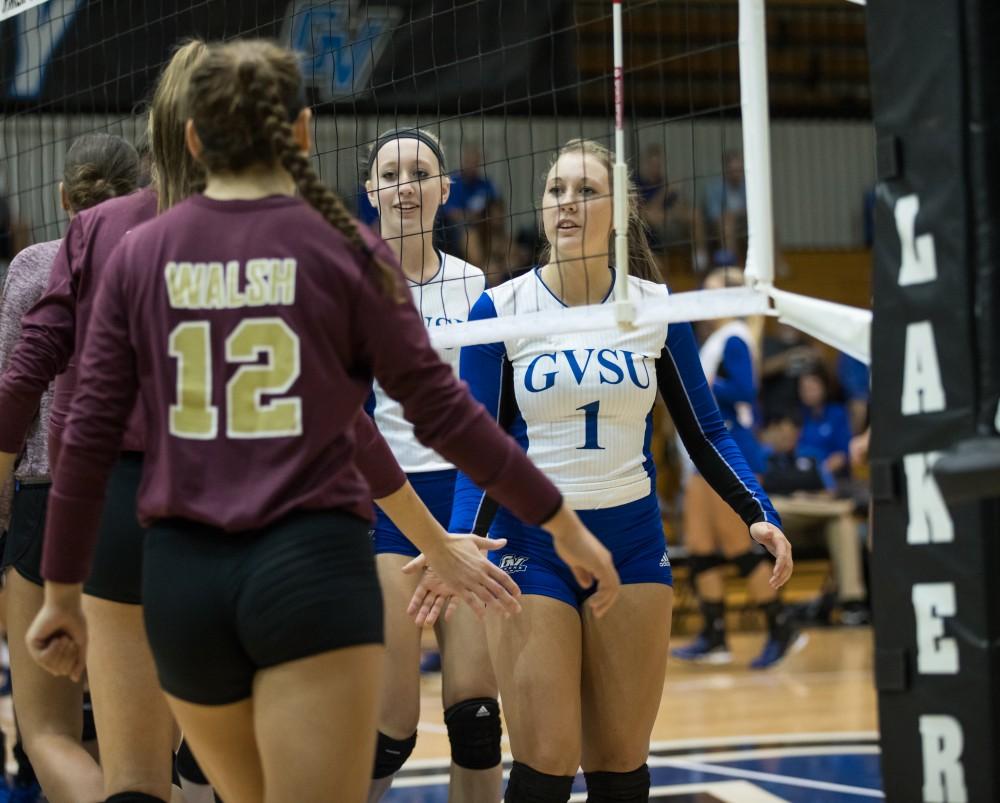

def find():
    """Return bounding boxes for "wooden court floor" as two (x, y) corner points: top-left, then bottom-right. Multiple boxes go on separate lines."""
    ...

(411, 626), (877, 759)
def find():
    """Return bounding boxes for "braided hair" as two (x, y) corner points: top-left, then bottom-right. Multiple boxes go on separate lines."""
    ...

(186, 40), (400, 298)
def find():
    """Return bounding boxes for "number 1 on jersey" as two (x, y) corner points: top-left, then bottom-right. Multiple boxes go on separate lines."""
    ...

(577, 400), (605, 450)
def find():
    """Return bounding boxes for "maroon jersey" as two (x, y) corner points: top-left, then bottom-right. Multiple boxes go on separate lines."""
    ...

(42, 194), (562, 583)
(0, 189), (158, 458)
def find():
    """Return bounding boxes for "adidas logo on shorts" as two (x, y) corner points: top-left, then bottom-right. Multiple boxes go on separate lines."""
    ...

(660, 551), (670, 568)
(499, 555), (529, 573)
(476, 705), (491, 717)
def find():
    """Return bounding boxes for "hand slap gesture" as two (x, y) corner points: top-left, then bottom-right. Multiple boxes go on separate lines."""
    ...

(402, 534), (521, 625)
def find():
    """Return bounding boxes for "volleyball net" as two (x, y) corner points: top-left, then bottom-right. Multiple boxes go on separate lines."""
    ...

(0, 0), (871, 359)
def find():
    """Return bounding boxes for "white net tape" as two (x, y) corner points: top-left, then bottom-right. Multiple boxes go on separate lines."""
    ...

(428, 286), (771, 350)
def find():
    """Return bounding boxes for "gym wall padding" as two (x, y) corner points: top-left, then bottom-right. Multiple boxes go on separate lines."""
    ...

(867, 0), (1000, 800)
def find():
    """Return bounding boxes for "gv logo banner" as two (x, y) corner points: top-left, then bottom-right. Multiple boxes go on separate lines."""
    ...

(284, 1), (401, 101)
(7, 0), (84, 98)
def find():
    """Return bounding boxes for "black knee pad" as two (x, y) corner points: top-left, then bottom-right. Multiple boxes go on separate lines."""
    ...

(176, 738), (209, 784)
(505, 761), (574, 803)
(733, 549), (767, 578)
(372, 730), (417, 779)
(104, 794), (169, 803)
(444, 697), (502, 770)
(584, 764), (651, 802)
(686, 554), (726, 581)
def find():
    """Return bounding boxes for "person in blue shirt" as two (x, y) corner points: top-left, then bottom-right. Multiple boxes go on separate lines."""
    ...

(672, 268), (801, 670)
(837, 351), (870, 435)
(760, 409), (870, 626)
(445, 139), (793, 803)
(698, 150), (747, 265)
(760, 410), (836, 495)
(798, 367), (851, 478)
(440, 143), (500, 259)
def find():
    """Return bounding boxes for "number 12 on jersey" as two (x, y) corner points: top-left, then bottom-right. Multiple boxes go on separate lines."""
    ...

(168, 317), (303, 440)
(577, 400), (605, 450)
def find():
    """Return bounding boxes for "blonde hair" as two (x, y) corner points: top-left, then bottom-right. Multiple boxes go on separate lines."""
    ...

(539, 138), (663, 283)
(148, 39), (209, 212)
(187, 40), (400, 298)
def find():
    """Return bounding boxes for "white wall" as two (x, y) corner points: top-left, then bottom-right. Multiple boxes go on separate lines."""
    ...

(1, 114), (874, 249)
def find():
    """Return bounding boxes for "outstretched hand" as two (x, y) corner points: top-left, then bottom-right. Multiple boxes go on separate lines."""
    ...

(749, 521), (794, 589)
(402, 534), (521, 626)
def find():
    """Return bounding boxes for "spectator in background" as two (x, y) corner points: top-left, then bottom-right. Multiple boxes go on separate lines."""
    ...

(761, 322), (822, 420)
(483, 226), (538, 289)
(637, 143), (696, 255)
(760, 410), (869, 625)
(672, 267), (801, 670)
(697, 150), (747, 269)
(798, 367), (851, 478)
(837, 352), (870, 435)
(441, 143), (500, 260)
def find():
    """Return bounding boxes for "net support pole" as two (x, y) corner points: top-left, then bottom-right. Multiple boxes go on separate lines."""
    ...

(738, 0), (776, 289)
(611, 0), (635, 327)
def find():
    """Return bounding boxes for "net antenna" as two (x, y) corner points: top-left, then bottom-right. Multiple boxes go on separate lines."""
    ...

(611, 0), (635, 329)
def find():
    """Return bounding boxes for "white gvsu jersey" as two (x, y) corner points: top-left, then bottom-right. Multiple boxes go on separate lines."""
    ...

(470, 268), (669, 509)
(367, 252), (485, 472)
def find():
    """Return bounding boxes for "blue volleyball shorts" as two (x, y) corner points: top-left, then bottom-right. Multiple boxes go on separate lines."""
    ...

(371, 469), (456, 557)
(488, 492), (673, 609)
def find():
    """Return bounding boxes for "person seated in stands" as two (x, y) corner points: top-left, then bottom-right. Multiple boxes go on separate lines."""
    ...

(761, 322), (822, 420)
(798, 366), (852, 480)
(761, 410), (869, 625)
(441, 143), (500, 260)
(636, 143), (696, 256)
(696, 149), (747, 269)
(837, 352), (871, 436)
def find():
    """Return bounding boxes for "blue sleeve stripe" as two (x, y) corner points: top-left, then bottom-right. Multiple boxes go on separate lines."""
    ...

(449, 292), (509, 534)
(469, 351), (507, 533)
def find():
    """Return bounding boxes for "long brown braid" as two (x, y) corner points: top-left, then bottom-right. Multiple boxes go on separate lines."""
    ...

(186, 40), (401, 298)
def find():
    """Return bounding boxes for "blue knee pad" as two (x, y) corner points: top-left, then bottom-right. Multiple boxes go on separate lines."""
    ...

(372, 730), (417, 779)
(444, 697), (502, 770)
(584, 764), (651, 802)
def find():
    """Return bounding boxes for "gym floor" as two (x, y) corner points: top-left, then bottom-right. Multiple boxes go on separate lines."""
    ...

(390, 627), (880, 802)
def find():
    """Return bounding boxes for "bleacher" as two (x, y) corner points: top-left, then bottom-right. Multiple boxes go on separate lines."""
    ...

(573, 0), (870, 118)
